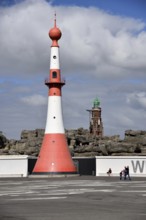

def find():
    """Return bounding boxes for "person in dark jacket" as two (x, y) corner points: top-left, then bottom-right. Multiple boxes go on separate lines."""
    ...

(124, 166), (131, 180)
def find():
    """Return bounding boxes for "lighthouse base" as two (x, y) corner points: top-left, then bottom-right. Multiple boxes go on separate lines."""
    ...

(32, 133), (77, 174)
(30, 172), (79, 178)
(32, 171), (77, 175)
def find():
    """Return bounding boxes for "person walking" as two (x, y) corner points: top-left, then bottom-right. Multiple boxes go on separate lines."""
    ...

(125, 166), (131, 180)
(124, 166), (127, 180)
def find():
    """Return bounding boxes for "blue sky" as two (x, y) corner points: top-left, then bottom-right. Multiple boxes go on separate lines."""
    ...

(52, 0), (146, 20)
(0, 0), (146, 139)
(1, 0), (146, 20)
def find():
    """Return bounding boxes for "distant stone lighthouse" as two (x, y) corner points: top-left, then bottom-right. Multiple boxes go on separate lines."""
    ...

(87, 97), (103, 137)
(32, 15), (77, 175)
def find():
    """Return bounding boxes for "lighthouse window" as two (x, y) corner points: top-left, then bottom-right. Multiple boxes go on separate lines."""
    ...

(53, 55), (57, 59)
(52, 71), (57, 78)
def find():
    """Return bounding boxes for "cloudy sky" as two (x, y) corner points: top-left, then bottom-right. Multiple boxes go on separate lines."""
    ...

(0, 0), (146, 139)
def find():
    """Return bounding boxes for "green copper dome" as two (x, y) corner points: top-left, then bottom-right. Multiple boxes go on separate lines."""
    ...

(93, 97), (100, 108)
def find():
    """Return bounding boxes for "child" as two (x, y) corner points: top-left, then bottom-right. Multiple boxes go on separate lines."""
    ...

(107, 168), (112, 176)
(120, 169), (124, 180)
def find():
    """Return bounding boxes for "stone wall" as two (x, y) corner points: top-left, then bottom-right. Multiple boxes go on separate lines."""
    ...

(0, 128), (146, 156)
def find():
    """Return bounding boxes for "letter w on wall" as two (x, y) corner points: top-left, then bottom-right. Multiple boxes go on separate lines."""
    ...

(131, 160), (145, 173)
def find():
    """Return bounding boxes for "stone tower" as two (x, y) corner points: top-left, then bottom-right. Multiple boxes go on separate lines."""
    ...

(87, 97), (103, 137)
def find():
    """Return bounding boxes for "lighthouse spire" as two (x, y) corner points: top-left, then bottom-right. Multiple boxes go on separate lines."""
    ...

(54, 11), (56, 27)
(32, 16), (77, 176)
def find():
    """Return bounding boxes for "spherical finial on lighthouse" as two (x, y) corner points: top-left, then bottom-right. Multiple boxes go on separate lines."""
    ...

(49, 13), (62, 47)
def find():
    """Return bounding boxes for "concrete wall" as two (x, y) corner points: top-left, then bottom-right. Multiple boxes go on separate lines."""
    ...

(96, 156), (146, 177)
(0, 155), (35, 177)
(1, 155), (146, 177)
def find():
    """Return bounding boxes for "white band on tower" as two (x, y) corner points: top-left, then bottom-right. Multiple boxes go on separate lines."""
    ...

(50, 47), (60, 69)
(45, 96), (65, 134)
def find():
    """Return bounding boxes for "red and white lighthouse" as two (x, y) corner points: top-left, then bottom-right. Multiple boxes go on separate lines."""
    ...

(32, 16), (77, 175)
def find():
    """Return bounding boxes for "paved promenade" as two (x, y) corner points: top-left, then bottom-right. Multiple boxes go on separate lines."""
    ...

(0, 176), (146, 220)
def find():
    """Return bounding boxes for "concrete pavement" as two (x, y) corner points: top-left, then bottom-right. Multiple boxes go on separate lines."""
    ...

(0, 176), (146, 220)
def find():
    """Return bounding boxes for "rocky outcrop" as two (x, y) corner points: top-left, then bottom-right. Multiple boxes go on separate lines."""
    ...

(0, 131), (8, 148)
(0, 128), (146, 156)
(0, 129), (43, 156)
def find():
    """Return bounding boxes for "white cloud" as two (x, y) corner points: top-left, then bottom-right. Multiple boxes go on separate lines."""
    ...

(0, 1), (146, 78)
(21, 94), (47, 106)
(127, 92), (146, 109)
(0, 0), (146, 139)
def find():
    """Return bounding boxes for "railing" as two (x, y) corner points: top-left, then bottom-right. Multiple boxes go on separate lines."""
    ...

(44, 77), (66, 84)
